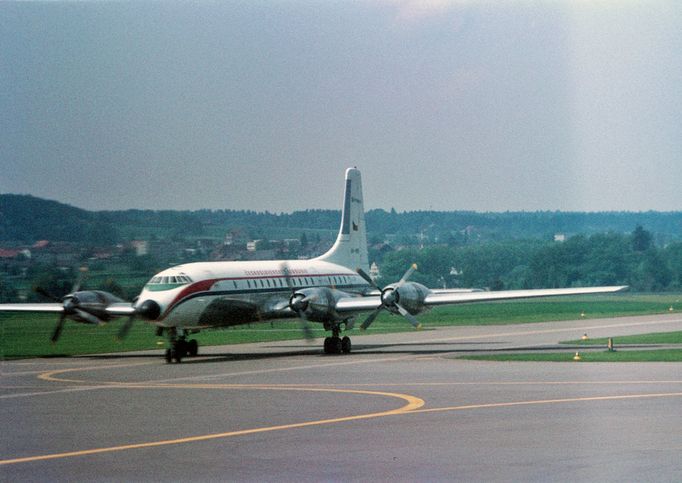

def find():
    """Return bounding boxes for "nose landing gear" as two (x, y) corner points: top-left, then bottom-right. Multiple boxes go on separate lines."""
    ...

(164, 328), (199, 363)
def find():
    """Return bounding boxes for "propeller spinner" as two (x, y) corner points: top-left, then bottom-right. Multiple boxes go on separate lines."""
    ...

(356, 264), (422, 330)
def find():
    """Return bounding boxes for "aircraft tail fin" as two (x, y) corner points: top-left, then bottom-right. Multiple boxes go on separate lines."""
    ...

(315, 167), (369, 273)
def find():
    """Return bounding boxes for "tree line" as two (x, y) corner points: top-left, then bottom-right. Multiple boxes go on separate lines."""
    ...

(376, 227), (682, 292)
(3, 194), (682, 244)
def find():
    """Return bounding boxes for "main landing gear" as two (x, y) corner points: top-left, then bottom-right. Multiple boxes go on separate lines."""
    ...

(164, 328), (199, 364)
(323, 324), (352, 355)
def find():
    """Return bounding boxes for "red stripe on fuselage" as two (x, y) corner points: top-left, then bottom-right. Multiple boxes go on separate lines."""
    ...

(162, 279), (217, 319)
(160, 273), (358, 319)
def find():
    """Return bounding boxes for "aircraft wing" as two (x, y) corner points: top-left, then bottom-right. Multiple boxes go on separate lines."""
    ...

(423, 285), (628, 306)
(0, 303), (65, 313)
(0, 302), (138, 316)
(336, 297), (382, 312)
(427, 288), (484, 294)
(335, 285), (627, 313)
(105, 303), (137, 316)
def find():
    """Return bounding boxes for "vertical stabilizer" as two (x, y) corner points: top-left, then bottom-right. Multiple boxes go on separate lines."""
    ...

(315, 168), (369, 273)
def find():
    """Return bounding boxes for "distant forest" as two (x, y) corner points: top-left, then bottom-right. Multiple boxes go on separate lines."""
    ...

(2, 194), (682, 245)
(2, 194), (682, 295)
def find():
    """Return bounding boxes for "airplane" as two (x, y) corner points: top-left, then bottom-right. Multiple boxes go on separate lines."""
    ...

(0, 168), (627, 363)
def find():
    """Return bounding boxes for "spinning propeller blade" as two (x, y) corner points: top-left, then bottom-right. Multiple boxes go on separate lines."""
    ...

(281, 262), (316, 341)
(51, 313), (67, 343)
(117, 316), (136, 340)
(357, 264), (422, 330)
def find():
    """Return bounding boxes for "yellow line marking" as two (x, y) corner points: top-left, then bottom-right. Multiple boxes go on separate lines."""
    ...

(409, 391), (682, 415)
(0, 385), (423, 466)
(3, 388), (682, 466)
(160, 354), (420, 383)
(214, 380), (682, 387)
(37, 362), (156, 384)
(5, 319), (680, 466)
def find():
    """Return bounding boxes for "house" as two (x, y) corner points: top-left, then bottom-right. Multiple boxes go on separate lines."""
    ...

(247, 240), (263, 252)
(131, 240), (149, 256)
(0, 248), (20, 259)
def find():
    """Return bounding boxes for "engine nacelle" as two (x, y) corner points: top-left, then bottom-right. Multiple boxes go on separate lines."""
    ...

(136, 299), (162, 320)
(382, 282), (430, 315)
(65, 290), (128, 323)
(289, 287), (347, 323)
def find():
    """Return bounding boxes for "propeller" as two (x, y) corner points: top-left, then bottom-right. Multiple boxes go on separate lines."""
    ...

(51, 313), (68, 343)
(117, 300), (161, 341)
(356, 264), (422, 330)
(281, 263), (315, 341)
(35, 267), (106, 343)
(117, 315), (136, 340)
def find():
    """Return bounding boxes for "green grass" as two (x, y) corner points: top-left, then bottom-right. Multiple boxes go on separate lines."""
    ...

(2, 293), (680, 359)
(562, 331), (682, 346)
(0, 314), (417, 359)
(419, 294), (681, 327)
(462, 327), (682, 363)
(462, 350), (682, 363)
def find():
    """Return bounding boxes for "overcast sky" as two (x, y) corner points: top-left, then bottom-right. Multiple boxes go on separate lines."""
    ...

(1, 1), (681, 213)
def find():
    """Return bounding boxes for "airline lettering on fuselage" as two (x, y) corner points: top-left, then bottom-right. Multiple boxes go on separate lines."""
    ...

(243, 269), (309, 277)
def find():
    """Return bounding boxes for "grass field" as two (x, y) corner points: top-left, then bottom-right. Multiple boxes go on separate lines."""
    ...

(462, 328), (682, 363)
(1, 293), (680, 359)
(562, 331), (682, 345)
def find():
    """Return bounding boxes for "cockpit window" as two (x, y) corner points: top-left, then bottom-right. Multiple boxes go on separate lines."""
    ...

(145, 273), (193, 291)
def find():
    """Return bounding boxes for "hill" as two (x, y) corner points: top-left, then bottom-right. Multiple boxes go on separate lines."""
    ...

(1, 193), (681, 244)
(0, 194), (112, 243)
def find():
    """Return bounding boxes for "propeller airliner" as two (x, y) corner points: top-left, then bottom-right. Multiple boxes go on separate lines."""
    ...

(0, 168), (627, 362)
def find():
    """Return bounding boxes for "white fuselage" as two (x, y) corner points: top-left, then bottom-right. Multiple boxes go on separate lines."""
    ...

(135, 259), (371, 329)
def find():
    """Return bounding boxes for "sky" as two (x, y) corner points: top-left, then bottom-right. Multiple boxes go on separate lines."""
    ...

(1, 1), (681, 213)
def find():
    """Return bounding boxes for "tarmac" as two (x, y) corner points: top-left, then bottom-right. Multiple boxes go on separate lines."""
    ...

(2, 313), (681, 482)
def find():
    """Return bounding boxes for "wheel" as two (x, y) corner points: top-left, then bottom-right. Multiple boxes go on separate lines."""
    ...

(341, 336), (351, 354)
(171, 346), (183, 363)
(330, 336), (342, 354)
(187, 339), (199, 357)
(165, 348), (172, 363)
(323, 337), (331, 354)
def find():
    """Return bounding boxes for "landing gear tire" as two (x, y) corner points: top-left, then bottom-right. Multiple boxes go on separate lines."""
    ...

(171, 347), (183, 363)
(187, 339), (199, 357)
(341, 336), (351, 354)
(324, 336), (343, 355)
